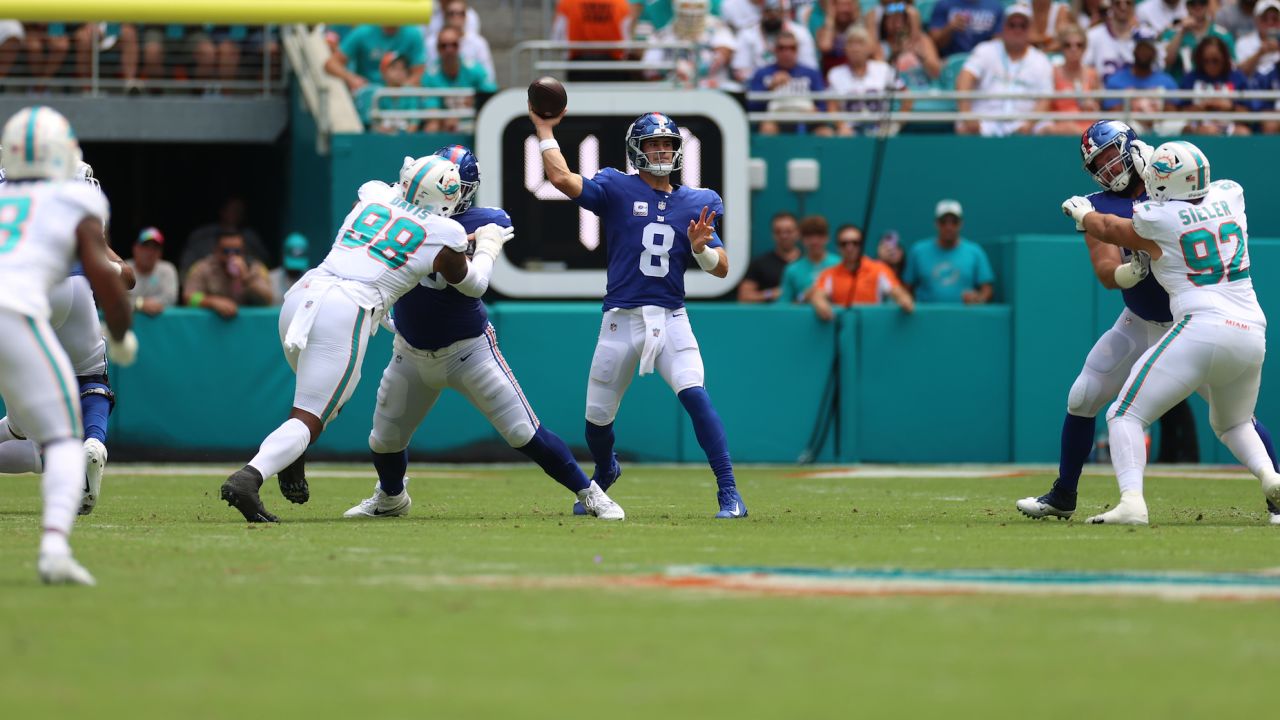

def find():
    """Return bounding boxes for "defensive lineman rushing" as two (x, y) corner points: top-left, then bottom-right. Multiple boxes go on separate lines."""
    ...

(532, 108), (748, 518)
(220, 155), (512, 522)
(349, 145), (624, 520)
(1017, 121), (1280, 524)
(0, 106), (137, 584)
(0, 159), (136, 516)
(1061, 140), (1280, 523)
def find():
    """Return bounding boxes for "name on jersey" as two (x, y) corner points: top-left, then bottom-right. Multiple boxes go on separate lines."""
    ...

(1178, 201), (1231, 226)
(390, 196), (432, 222)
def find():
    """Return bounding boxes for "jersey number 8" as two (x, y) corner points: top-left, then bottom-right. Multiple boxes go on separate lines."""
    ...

(0, 197), (32, 255)
(639, 223), (674, 278)
(340, 204), (428, 270)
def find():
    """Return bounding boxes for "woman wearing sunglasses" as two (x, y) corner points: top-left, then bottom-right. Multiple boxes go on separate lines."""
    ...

(1037, 25), (1101, 134)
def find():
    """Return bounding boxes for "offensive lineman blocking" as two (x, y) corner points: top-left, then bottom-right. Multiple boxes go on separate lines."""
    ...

(1062, 141), (1280, 522)
(532, 108), (748, 518)
(220, 156), (511, 522)
(0, 106), (136, 584)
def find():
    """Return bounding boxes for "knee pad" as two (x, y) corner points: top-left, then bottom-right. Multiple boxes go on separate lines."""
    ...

(1066, 372), (1105, 418)
(501, 419), (537, 448)
(585, 389), (620, 426)
(670, 360), (705, 394)
(368, 426), (408, 455)
(589, 342), (625, 385)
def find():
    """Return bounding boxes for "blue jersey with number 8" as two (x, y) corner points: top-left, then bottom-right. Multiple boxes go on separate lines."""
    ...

(574, 168), (724, 310)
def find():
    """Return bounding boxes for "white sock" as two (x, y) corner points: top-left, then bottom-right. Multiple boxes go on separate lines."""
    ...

(248, 418), (311, 478)
(0, 415), (23, 443)
(0, 439), (41, 473)
(1109, 415), (1149, 495)
(1220, 421), (1278, 481)
(41, 439), (84, 539)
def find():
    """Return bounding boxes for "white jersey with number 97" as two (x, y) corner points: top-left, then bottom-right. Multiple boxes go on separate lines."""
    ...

(317, 180), (468, 307)
(1132, 179), (1266, 327)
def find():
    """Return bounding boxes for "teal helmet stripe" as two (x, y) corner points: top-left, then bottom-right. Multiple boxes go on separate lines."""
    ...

(24, 106), (41, 164)
(406, 156), (441, 203)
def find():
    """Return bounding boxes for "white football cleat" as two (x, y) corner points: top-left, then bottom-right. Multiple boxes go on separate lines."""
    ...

(79, 438), (107, 515)
(1015, 495), (1074, 519)
(577, 481), (625, 521)
(1086, 493), (1149, 525)
(1270, 511), (1280, 526)
(343, 479), (412, 518)
(38, 552), (96, 586)
(1261, 471), (1280, 505)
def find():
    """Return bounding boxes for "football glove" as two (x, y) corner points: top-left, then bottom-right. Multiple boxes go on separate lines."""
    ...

(1129, 139), (1155, 178)
(473, 223), (515, 262)
(106, 330), (138, 367)
(1062, 195), (1095, 231)
(1113, 250), (1151, 289)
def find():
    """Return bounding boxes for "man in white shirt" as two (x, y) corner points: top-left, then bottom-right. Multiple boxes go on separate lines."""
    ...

(1086, 0), (1142, 80)
(956, 5), (1054, 136)
(1137, 0), (1187, 34)
(1238, 0), (1280, 77)
(424, 0), (495, 80)
(733, 0), (819, 81)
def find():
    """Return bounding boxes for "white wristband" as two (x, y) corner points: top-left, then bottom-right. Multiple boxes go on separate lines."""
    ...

(538, 138), (560, 153)
(694, 246), (719, 272)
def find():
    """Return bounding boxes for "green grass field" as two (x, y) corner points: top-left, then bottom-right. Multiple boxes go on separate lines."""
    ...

(2, 464), (1278, 719)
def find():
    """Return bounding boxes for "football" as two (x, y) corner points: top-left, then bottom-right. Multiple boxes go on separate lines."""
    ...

(528, 76), (568, 119)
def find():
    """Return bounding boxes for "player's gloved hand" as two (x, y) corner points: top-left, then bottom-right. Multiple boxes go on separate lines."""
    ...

(1114, 250), (1151, 289)
(1129, 139), (1155, 178)
(106, 330), (138, 367)
(1062, 195), (1095, 231)
(473, 223), (514, 262)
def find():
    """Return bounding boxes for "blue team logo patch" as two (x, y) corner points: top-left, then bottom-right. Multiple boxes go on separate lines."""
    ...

(633, 201), (648, 217)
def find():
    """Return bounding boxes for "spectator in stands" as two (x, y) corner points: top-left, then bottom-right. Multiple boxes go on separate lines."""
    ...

(271, 233), (310, 302)
(1136, 0), (1186, 35)
(325, 25), (426, 92)
(1253, 60), (1280, 133)
(779, 215), (841, 303)
(817, 0), (862, 73)
(426, 0), (482, 37)
(1085, 0), (1141, 80)
(22, 24), (70, 91)
(1238, 0), (1280, 79)
(734, 0), (820, 82)
(748, 30), (833, 135)
(903, 199), (995, 304)
(421, 27), (497, 133)
(357, 53), (426, 134)
(181, 195), (270, 274)
(738, 211), (801, 302)
(126, 227), (178, 317)
(1078, 0), (1108, 27)
(1029, 0), (1073, 52)
(956, 5), (1054, 136)
(1103, 27), (1177, 113)
(722, 0), (765, 33)
(827, 26), (909, 136)
(811, 224), (914, 320)
(73, 23), (141, 92)
(878, 3), (942, 93)
(184, 230), (274, 319)
(1178, 35), (1253, 135)
(1036, 24), (1102, 134)
(1217, 0), (1259, 37)
(553, 0), (634, 81)
(1161, 0), (1235, 79)
(0, 21), (21, 80)
(189, 25), (245, 93)
(865, 0), (927, 49)
(875, 229), (905, 278)
(426, 0), (495, 81)
(928, 0), (1006, 56)
(642, 0), (740, 89)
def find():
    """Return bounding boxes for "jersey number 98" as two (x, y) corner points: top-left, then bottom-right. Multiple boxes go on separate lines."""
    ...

(340, 204), (428, 270)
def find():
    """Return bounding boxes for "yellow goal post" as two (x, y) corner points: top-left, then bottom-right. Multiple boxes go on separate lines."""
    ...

(1, 0), (433, 24)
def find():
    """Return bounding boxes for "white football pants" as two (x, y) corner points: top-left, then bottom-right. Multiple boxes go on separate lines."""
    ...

(1067, 307), (1174, 418)
(585, 307), (705, 426)
(0, 309), (82, 444)
(48, 275), (107, 377)
(278, 287), (374, 426)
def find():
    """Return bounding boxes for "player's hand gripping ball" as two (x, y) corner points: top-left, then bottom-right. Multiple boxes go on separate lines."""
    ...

(528, 76), (567, 119)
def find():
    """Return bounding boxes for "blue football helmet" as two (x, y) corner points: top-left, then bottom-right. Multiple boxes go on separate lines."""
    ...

(1080, 120), (1139, 193)
(433, 144), (480, 214)
(626, 112), (682, 177)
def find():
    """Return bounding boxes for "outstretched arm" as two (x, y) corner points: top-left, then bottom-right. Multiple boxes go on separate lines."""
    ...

(529, 107), (583, 199)
(1063, 196), (1163, 259)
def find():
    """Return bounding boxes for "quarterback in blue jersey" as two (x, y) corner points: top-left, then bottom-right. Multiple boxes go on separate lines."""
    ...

(346, 145), (625, 521)
(531, 107), (747, 519)
(1016, 121), (1280, 524)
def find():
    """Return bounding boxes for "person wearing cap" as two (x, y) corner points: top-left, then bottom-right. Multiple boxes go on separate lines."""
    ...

(1084, 0), (1141, 80)
(777, 214), (841, 303)
(324, 25), (426, 92)
(955, 5), (1054, 136)
(270, 233), (310, 303)
(928, 0), (1005, 56)
(810, 223), (914, 319)
(1102, 27), (1177, 112)
(732, 0), (820, 82)
(902, 200), (994, 304)
(1237, 0), (1280, 77)
(1160, 0), (1235, 79)
(126, 227), (179, 317)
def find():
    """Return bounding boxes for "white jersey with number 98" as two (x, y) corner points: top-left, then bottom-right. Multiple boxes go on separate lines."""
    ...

(318, 180), (468, 307)
(1132, 180), (1266, 327)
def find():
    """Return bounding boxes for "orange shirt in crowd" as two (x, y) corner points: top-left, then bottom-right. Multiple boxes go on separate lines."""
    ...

(556, 0), (632, 59)
(813, 259), (901, 306)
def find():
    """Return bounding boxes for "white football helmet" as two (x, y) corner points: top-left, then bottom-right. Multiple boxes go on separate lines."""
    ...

(398, 155), (463, 217)
(0, 106), (81, 182)
(1143, 141), (1210, 202)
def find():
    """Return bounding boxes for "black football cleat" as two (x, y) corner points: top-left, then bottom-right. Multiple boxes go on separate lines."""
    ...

(278, 454), (310, 505)
(221, 466), (279, 523)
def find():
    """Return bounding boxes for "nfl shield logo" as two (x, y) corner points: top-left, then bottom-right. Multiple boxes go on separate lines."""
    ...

(658, 201), (667, 210)
(609, 322), (617, 332)
(652, 328), (660, 338)
(305, 300), (314, 309)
